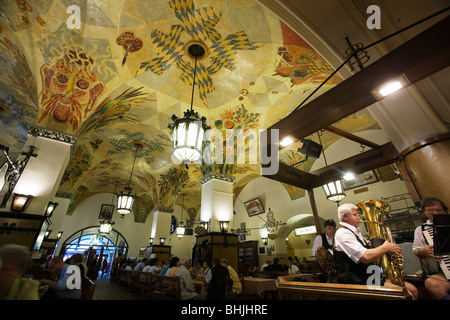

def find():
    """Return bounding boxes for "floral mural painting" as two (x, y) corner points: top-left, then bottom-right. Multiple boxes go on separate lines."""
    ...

(138, 0), (263, 105)
(274, 21), (341, 87)
(158, 168), (189, 210)
(38, 48), (106, 132)
(203, 104), (260, 176)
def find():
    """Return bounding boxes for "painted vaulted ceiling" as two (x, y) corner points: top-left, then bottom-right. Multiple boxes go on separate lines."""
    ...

(0, 0), (381, 222)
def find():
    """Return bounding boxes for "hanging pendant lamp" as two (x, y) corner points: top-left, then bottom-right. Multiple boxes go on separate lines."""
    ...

(168, 43), (210, 165)
(317, 131), (346, 205)
(117, 144), (141, 216)
(176, 194), (186, 238)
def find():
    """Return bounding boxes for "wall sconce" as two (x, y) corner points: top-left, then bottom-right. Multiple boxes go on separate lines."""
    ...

(159, 237), (166, 245)
(201, 220), (209, 232)
(45, 202), (59, 217)
(219, 221), (229, 233)
(149, 237), (154, 245)
(262, 237), (268, 245)
(11, 193), (33, 212)
(56, 231), (63, 239)
(44, 230), (51, 238)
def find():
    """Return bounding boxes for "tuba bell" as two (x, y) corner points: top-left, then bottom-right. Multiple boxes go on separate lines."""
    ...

(356, 200), (405, 287)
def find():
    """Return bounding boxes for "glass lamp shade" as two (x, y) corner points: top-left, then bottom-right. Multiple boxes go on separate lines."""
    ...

(176, 222), (186, 238)
(169, 110), (210, 164)
(219, 221), (230, 233)
(117, 187), (135, 215)
(11, 194), (33, 212)
(323, 180), (346, 202)
(100, 221), (113, 235)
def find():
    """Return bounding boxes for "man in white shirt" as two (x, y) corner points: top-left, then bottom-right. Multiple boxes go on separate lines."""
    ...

(312, 219), (336, 256)
(412, 197), (450, 300)
(333, 203), (418, 299)
(174, 257), (206, 300)
(286, 259), (299, 275)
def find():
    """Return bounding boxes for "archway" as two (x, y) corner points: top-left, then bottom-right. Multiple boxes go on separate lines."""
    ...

(59, 226), (129, 279)
(277, 213), (326, 261)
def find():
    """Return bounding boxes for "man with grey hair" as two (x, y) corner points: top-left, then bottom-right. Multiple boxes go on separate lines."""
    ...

(334, 203), (418, 298)
(174, 257), (206, 300)
(0, 244), (39, 300)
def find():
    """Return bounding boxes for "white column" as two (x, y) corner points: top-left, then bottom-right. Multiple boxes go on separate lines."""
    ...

(1, 126), (75, 214)
(150, 208), (172, 244)
(199, 173), (235, 233)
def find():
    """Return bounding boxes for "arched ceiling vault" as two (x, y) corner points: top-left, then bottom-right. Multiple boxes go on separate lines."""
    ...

(1, 0), (447, 222)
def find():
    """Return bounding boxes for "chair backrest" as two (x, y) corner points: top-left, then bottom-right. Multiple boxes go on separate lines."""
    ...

(315, 246), (337, 283)
(81, 277), (96, 300)
(151, 274), (181, 300)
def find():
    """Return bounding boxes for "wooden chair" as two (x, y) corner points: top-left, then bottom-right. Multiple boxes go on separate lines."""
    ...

(81, 277), (96, 300)
(150, 274), (181, 300)
(132, 271), (152, 299)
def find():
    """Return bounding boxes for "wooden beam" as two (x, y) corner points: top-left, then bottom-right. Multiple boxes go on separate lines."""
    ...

(263, 16), (450, 147)
(263, 143), (398, 189)
(310, 142), (398, 187)
(325, 126), (380, 149)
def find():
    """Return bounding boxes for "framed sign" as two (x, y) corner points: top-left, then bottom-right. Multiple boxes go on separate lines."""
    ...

(244, 198), (264, 217)
(99, 204), (114, 220)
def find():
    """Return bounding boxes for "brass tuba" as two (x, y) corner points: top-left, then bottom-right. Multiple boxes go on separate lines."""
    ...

(356, 200), (405, 287)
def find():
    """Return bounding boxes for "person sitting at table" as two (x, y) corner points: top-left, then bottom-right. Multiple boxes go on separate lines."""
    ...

(286, 259), (300, 275)
(248, 263), (258, 272)
(260, 260), (271, 271)
(220, 258), (242, 296)
(0, 244), (39, 300)
(174, 257), (206, 300)
(264, 257), (285, 272)
(207, 258), (230, 300)
(203, 260), (212, 290)
(193, 260), (204, 278)
(40, 256), (82, 299)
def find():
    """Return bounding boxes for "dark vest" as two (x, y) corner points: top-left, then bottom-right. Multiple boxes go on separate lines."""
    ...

(333, 226), (378, 285)
(321, 233), (333, 250)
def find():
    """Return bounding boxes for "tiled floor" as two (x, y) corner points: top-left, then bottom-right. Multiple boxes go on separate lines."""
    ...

(92, 274), (138, 300)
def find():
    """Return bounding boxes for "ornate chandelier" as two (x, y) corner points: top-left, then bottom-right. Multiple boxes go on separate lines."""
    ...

(168, 43), (210, 165)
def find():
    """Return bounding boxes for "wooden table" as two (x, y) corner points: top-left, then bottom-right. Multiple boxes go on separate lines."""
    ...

(193, 279), (208, 296)
(244, 277), (277, 298)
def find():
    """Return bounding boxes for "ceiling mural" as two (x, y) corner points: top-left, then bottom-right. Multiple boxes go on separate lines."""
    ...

(0, 0), (380, 222)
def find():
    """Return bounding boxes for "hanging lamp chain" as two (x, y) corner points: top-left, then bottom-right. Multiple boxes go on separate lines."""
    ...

(317, 130), (328, 167)
(127, 146), (139, 189)
(190, 56), (198, 112)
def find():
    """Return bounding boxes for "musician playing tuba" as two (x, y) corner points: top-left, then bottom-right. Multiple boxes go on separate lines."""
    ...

(413, 197), (450, 300)
(333, 203), (418, 299)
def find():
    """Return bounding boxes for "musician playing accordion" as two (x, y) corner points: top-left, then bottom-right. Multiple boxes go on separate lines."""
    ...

(413, 197), (450, 300)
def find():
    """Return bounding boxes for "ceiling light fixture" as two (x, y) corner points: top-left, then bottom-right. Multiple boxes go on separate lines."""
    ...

(371, 74), (410, 100)
(343, 172), (356, 181)
(279, 136), (295, 147)
(168, 43), (210, 166)
(117, 144), (141, 217)
(99, 220), (115, 235)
